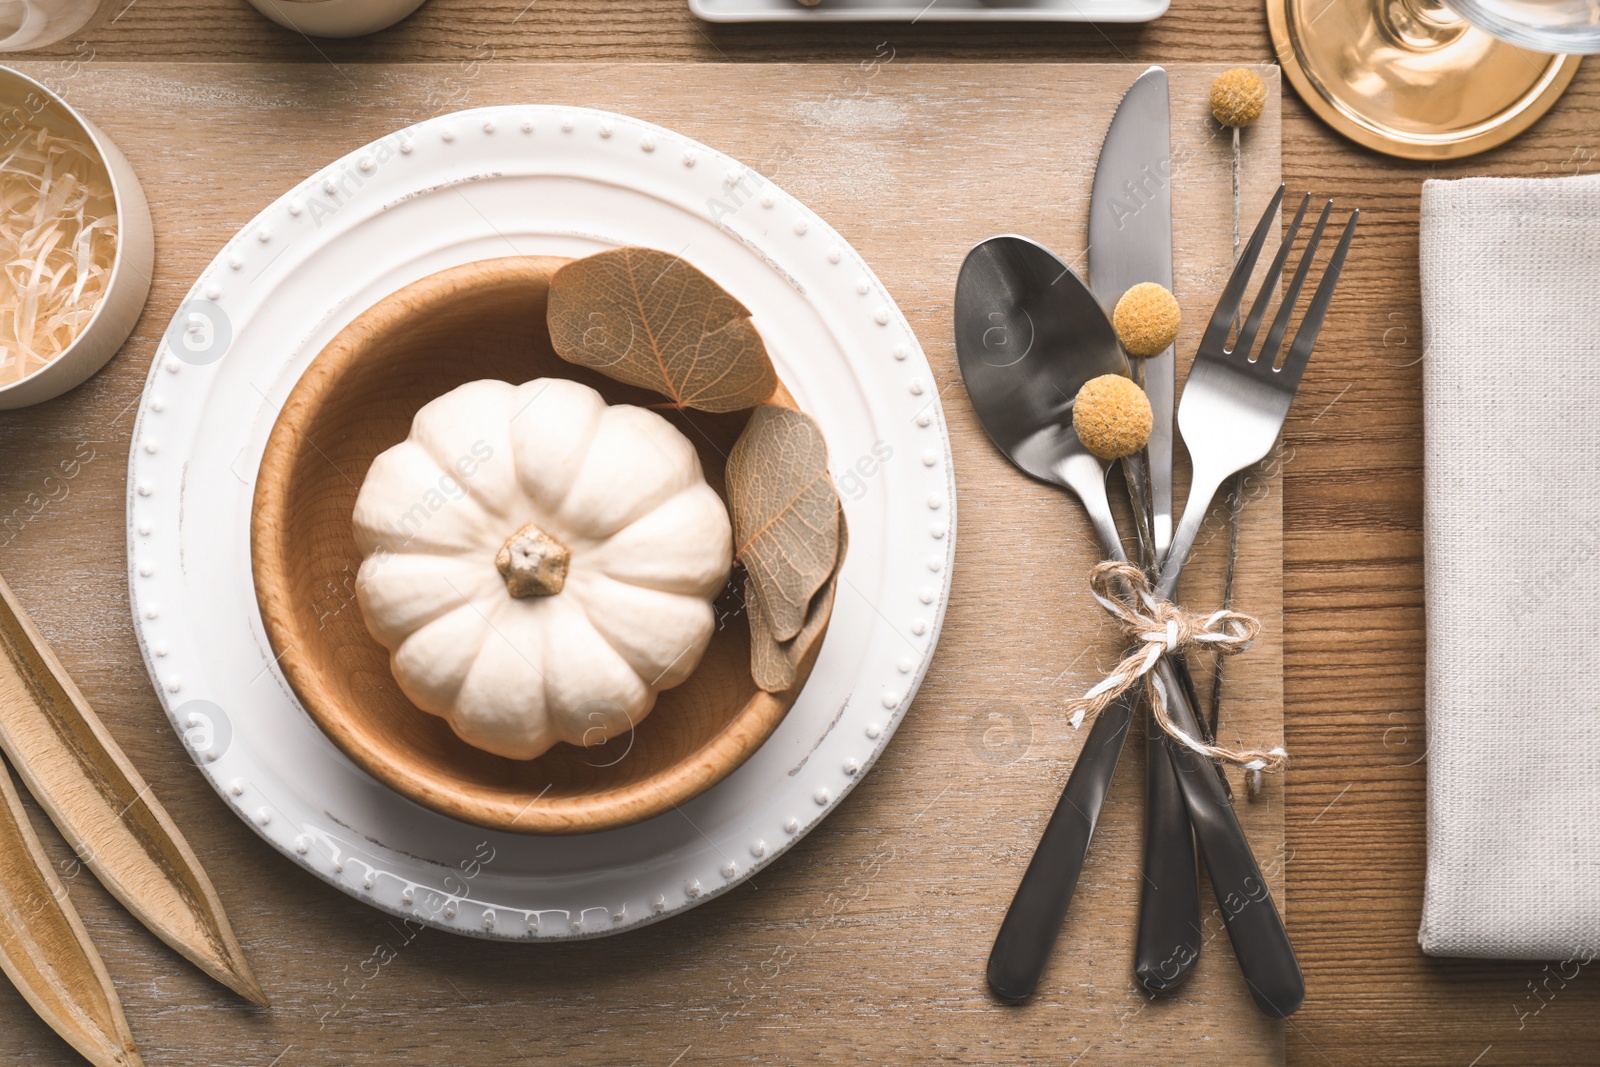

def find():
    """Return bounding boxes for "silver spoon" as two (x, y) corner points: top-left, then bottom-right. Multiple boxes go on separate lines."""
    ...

(955, 234), (1144, 1001)
(954, 235), (1130, 558)
(956, 235), (1302, 1016)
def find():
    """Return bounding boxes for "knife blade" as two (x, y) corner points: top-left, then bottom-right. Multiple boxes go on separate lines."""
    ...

(1089, 66), (1174, 552)
(1087, 65), (1202, 995)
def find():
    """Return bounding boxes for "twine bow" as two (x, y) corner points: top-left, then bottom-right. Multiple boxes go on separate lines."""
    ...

(1069, 561), (1288, 774)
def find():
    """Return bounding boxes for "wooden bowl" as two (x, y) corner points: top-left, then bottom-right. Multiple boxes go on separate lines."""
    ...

(250, 257), (816, 834)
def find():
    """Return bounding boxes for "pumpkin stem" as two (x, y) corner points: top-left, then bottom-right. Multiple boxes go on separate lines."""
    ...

(496, 523), (571, 598)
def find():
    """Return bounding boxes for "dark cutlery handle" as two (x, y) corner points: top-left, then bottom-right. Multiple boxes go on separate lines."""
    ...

(1155, 657), (1305, 1018)
(1135, 726), (1201, 991)
(986, 688), (1137, 1002)
(1135, 653), (1206, 991)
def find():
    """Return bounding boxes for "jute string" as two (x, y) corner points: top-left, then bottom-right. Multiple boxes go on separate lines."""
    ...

(1069, 561), (1289, 774)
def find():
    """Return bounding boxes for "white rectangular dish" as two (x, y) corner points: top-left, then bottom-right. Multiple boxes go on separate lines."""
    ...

(690, 0), (1170, 23)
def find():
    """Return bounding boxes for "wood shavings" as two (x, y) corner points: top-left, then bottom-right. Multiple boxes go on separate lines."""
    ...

(0, 124), (118, 386)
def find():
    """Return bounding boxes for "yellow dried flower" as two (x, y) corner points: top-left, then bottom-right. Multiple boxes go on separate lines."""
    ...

(1072, 374), (1152, 461)
(1113, 282), (1181, 358)
(1210, 68), (1266, 128)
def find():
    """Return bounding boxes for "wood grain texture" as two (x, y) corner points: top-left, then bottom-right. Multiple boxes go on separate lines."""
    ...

(251, 255), (819, 834)
(0, 0), (1596, 1057)
(0, 572), (265, 1004)
(0, 58), (1282, 1066)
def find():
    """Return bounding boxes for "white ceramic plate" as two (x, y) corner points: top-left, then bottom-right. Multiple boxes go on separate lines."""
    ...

(127, 106), (954, 940)
(690, 0), (1169, 23)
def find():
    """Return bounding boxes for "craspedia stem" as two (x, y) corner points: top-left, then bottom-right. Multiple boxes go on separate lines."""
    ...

(1232, 125), (1242, 261)
(1207, 65), (1268, 793)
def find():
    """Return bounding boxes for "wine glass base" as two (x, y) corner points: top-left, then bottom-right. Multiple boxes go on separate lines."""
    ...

(1266, 0), (1582, 160)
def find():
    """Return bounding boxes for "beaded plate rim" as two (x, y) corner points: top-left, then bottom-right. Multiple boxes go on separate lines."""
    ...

(125, 104), (955, 940)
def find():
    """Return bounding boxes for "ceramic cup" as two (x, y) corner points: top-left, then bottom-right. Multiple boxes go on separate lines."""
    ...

(241, 0), (429, 38)
(0, 0), (99, 52)
(0, 66), (153, 410)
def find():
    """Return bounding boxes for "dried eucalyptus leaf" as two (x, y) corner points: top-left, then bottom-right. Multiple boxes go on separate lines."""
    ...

(749, 510), (848, 692)
(727, 405), (841, 642)
(745, 579), (784, 691)
(547, 247), (778, 413)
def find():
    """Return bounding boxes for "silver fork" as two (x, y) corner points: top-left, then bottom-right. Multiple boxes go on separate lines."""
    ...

(1134, 186), (1355, 1017)
(1155, 188), (1359, 601)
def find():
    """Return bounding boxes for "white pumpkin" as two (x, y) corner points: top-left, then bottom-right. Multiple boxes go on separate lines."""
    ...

(352, 377), (733, 760)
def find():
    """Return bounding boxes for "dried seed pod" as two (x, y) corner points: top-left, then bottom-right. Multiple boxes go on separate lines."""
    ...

(1072, 374), (1152, 461)
(1113, 282), (1181, 358)
(1211, 67), (1267, 128)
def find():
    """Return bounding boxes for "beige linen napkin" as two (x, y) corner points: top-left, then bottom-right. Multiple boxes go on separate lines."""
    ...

(1420, 173), (1600, 960)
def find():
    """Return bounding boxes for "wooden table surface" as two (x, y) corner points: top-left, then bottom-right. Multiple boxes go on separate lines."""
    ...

(9, 2), (1600, 1065)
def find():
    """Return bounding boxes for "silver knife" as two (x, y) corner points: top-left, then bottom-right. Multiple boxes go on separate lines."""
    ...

(1088, 65), (1174, 560)
(1087, 65), (1202, 995)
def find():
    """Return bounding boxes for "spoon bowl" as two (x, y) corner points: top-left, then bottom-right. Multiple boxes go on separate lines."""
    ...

(953, 234), (1130, 552)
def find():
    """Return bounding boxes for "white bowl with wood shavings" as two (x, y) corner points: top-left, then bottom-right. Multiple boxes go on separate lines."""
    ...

(0, 66), (153, 411)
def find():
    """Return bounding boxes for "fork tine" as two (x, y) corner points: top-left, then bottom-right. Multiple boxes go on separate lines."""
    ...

(1277, 209), (1359, 392)
(1255, 199), (1333, 370)
(1233, 193), (1311, 362)
(1201, 184), (1285, 354)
